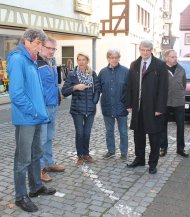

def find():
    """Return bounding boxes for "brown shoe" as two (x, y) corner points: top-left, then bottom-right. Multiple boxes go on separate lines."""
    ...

(76, 156), (84, 166)
(41, 169), (52, 182)
(83, 155), (96, 163)
(46, 165), (65, 172)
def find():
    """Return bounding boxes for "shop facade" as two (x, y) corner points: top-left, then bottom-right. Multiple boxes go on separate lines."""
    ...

(0, 1), (100, 96)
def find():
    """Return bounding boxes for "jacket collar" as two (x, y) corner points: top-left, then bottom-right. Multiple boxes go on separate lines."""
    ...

(134, 54), (156, 73)
(17, 42), (35, 62)
(107, 63), (121, 70)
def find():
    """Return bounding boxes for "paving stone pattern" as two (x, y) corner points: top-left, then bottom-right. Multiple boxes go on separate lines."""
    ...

(0, 97), (190, 217)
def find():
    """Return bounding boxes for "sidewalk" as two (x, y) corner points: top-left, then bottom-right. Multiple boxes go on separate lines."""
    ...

(0, 93), (10, 105)
(0, 98), (189, 217)
(143, 156), (190, 217)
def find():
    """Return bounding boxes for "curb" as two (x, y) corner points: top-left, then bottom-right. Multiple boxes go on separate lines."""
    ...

(0, 94), (10, 105)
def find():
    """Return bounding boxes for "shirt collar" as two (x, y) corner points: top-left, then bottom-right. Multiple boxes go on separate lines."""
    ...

(141, 56), (152, 65)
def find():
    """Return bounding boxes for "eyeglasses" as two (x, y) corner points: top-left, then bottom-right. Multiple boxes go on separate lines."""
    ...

(168, 56), (177, 58)
(109, 56), (119, 60)
(140, 48), (152, 52)
(43, 46), (57, 51)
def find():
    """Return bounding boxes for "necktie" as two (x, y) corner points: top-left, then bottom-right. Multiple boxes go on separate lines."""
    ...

(142, 61), (147, 76)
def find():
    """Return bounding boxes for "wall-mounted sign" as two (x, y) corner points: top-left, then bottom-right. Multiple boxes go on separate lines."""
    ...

(74, 0), (92, 15)
(162, 36), (170, 45)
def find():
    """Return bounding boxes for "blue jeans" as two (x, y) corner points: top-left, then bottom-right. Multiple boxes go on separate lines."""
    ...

(161, 106), (185, 152)
(72, 114), (95, 156)
(14, 125), (43, 201)
(103, 115), (128, 155)
(40, 105), (58, 168)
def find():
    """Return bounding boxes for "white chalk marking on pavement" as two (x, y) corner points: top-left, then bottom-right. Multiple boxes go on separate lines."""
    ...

(81, 164), (140, 216)
(115, 204), (141, 217)
(81, 164), (119, 201)
(54, 192), (65, 197)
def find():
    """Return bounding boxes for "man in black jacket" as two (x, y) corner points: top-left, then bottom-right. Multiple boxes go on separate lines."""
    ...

(127, 40), (168, 174)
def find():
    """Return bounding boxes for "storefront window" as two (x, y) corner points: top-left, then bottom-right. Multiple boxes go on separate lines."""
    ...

(0, 36), (20, 94)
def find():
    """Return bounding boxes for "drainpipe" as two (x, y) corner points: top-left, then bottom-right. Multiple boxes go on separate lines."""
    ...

(92, 38), (96, 71)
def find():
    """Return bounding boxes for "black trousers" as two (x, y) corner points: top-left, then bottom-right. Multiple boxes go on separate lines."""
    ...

(160, 106), (185, 152)
(134, 107), (161, 168)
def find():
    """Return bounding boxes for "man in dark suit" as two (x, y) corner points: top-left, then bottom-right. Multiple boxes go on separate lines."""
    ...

(126, 40), (168, 174)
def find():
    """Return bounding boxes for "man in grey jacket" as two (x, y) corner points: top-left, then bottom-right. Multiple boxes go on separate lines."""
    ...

(160, 49), (189, 158)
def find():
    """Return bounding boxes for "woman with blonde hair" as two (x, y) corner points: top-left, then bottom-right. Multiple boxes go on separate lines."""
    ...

(62, 52), (100, 165)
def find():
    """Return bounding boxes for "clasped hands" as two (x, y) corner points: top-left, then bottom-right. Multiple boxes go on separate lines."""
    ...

(73, 84), (89, 91)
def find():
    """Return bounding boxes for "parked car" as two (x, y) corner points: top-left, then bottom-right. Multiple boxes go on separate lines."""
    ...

(178, 58), (190, 117)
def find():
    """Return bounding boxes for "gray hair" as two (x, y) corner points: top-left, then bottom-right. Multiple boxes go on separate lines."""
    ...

(44, 37), (57, 46)
(164, 49), (176, 58)
(139, 40), (153, 49)
(106, 49), (121, 59)
(21, 28), (47, 43)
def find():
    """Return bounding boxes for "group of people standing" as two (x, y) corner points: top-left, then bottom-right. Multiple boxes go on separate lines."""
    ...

(7, 28), (189, 213)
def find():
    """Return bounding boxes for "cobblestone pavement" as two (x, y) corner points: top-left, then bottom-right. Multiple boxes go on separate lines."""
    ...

(0, 97), (190, 217)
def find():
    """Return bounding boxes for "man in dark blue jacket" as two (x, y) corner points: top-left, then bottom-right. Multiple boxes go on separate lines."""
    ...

(38, 37), (65, 183)
(98, 49), (129, 160)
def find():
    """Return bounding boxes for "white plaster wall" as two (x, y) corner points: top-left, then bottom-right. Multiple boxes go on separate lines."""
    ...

(178, 31), (190, 57)
(0, 0), (100, 23)
(96, 35), (140, 72)
(56, 39), (92, 66)
(129, 0), (155, 41)
(56, 35), (138, 73)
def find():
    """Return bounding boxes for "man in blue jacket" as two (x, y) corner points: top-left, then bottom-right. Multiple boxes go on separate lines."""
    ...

(7, 28), (56, 213)
(37, 37), (65, 183)
(98, 49), (129, 160)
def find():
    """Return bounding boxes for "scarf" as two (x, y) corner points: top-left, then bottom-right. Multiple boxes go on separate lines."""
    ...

(167, 64), (177, 75)
(76, 66), (93, 87)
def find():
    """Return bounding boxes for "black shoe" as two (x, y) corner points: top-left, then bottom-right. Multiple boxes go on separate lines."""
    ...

(127, 159), (145, 168)
(103, 152), (115, 159)
(15, 196), (38, 212)
(29, 186), (56, 198)
(159, 148), (167, 157)
(149, 167), (157, 174)
(177, 150), (189, 158)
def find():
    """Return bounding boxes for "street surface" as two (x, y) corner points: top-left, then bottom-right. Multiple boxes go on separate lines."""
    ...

(0, 97), (190, 217)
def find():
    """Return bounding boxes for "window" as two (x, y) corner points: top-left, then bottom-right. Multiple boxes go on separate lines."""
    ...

(0, 36), (20, 93)
(62, 46), (74, 70)
(136, 5), (150, 29)
(137, 5), (140, 23)
(185, 33), (190, 45)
